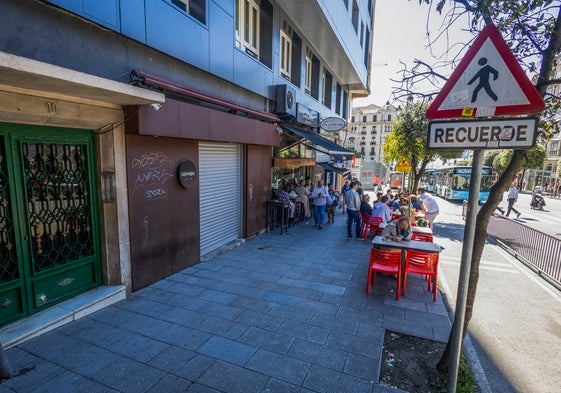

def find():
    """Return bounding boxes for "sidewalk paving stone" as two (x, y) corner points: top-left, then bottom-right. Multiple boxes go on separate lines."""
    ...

(197, 336), (257, 366)
(4, 216), (455, 392)
(245, 349), (310, 386)
(197, 361), (269, 393)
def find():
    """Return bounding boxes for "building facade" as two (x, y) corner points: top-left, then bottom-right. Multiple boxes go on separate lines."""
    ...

(345, 103), (397, 185)
(0, 0), (374, 329)
(524, 56), (561, 193)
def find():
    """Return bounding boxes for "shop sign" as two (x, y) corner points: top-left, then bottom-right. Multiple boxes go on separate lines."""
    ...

(320, 117), (346, 131)
(296, 103), (319, 127)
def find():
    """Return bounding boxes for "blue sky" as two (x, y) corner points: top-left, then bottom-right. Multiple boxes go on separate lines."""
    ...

(354, 0), (473, 106)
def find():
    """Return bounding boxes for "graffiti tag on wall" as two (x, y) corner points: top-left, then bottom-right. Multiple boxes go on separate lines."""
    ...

(131, 152), (173, 201)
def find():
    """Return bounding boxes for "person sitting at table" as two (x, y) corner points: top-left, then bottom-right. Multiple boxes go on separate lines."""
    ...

(410, 194), (422, 211)
(360, 194), (372, 216)
(391, 192), (403, 212)
(372, 195), (392, 225)
(382, 215), (412, 241)
(278, 185), (295, 219)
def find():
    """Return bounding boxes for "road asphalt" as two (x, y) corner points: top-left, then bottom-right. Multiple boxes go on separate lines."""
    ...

(5, 196), (558, 393)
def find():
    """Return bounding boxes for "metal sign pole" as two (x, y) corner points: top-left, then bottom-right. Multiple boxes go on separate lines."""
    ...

(447, 149), (484, 392)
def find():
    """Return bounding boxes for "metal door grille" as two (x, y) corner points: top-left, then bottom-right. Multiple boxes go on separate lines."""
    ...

(0, 138), (18, 283)
(22, 143), (94, 273)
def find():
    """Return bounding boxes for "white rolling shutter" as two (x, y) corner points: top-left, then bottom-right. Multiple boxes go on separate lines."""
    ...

(199, 142), (241, 256)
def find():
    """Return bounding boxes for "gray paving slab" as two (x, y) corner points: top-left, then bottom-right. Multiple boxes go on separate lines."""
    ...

(144, 374), (193, 393)
(91, 357), (166, 393)
(302, 364), (373, 393)
(238, 326), (295, 354)
(197, 361), (269, 393)
(31, 370), (119, 393)
(286, 338), (347, 371)
(4, 216), (461, 393)
(245, 349), (311, 385)
(197, 336), (257, 366)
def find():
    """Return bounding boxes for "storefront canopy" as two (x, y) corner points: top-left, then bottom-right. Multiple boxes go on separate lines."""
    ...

(281, 125), (354, 160)
(318, 162), (351, 176)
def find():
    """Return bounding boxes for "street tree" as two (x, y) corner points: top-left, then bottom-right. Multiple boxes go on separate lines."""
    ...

(383, 101), (461, 191)
(397, 0), (561, 372)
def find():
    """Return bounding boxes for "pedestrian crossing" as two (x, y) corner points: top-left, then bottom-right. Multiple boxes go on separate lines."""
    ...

(439, 255), (520, 274)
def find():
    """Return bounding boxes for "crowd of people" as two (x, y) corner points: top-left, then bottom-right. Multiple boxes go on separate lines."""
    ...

(274, 177), (439, 240)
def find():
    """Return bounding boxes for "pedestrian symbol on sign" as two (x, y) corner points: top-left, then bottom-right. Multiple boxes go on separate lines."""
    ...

(468, 57), (499, 102)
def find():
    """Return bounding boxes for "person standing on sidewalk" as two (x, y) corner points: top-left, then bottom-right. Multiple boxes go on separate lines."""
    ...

(505, 182), (521, 218)
(345, 181), (362, 240)
(340, 180), (351, 214)
(312, 180), (329, 229)
(417, 187), (440, 227)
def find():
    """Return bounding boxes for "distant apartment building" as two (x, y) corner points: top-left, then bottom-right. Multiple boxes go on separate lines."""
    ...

(347, 103), (398, 161)
(525, 56), (561, 192)
(0, 0), (374, 329)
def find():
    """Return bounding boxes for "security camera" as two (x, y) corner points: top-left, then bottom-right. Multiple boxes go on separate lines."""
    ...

(150, 103), (162, 111)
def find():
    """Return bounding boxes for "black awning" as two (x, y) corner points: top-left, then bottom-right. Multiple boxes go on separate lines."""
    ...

(281, 125), (354, 159)
(318, 162), (351, 175)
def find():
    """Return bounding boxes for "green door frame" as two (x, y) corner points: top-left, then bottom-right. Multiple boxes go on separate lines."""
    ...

(0, 123), (101, 326)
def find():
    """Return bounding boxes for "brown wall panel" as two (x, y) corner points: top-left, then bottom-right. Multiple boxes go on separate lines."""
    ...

(126, 134), (200, 291)
(245, 145), (272, 237)
(137, 98), (280, 146)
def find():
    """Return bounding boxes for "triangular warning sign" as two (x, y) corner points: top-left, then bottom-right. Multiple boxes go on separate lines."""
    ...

(396, 157), (411, 171)
(426, 24), (544, 119)
(398, 157), (409, 166)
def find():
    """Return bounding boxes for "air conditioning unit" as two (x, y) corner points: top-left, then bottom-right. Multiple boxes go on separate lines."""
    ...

(275, 84), (297, 117)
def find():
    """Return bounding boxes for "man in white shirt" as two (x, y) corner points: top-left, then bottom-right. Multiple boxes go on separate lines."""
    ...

(372, 195), (392, 224)
(345, 181), (362, 240)
(506, 182), (521, 218)
(417, 187), (439, 227)
(311, 180), (329, 229)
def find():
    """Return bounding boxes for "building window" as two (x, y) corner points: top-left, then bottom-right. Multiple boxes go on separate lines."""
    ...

(362, 115), (367, 122)
(335, 83), (342, 114)
(305, 49), (313, 94)
(352, 0), (359, 33)
(364, 27), (370, 67)
(360, 21), (365, 47)
(322, 68), (333, 108)
(351, 116), (355, 122)
(373, 115), (377, 121)
(236, 0), (273, 67)
(170, 0), (206, 24)
(342, 90), (348, 119)
(237, 0), (260, 57)
(280, 22), (292, 80)
(307, 50), (320, 100)
(387, 114), (392, 121)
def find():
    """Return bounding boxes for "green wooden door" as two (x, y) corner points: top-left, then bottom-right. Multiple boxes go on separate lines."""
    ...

(0, 124), (101, 327)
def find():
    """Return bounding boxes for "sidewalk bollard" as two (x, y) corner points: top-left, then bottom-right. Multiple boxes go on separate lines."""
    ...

(0, 342), (13, 380)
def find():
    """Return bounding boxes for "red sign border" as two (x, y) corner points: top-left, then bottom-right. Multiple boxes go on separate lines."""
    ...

(426, 24), (545, 120)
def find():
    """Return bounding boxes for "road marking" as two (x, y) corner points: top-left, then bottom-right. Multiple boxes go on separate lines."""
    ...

(494, 245), (561, 304)
(442, 261), (520, 274)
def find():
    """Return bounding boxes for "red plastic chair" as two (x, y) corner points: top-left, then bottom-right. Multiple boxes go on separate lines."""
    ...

(365, 248), (402, 299)
(360, 213), (370, 238)
(402, 250), (439, 302)
(363, 216), (384, 242)
(412, 233), (434, 242)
